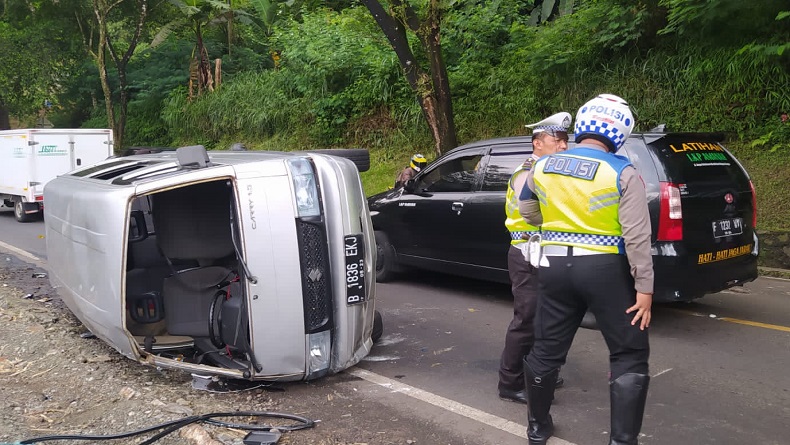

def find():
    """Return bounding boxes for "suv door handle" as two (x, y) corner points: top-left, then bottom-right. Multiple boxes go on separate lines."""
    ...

(451, 202), (464, 215)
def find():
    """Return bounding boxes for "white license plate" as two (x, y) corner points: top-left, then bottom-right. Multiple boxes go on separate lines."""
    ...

(712, 218), (743, 238)
(344, 234), (366, 305)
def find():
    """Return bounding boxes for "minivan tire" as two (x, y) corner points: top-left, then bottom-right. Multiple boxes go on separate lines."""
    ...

(372, 310), (383, 343)
(375, 231), (397, 282)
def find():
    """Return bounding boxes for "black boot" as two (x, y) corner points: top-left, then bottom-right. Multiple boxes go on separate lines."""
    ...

(609, 373), (650, 445)
(524, 358), (559, 445)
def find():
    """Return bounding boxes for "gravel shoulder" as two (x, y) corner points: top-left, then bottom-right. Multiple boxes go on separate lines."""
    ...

(0, 254), (467, 445)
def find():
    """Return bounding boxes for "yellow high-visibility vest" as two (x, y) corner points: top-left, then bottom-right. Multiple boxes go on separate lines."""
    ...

(533, 147), (632, 254)
(505, 163), (540, 246)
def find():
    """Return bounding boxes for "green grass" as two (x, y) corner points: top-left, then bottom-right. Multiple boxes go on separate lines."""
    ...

(727, 141), (790, 233)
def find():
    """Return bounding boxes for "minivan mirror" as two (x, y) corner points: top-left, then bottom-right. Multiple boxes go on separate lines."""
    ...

(128, 210), (148, 243)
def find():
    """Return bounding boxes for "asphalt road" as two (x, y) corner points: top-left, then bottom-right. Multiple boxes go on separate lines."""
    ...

(1, 209), (789, 444)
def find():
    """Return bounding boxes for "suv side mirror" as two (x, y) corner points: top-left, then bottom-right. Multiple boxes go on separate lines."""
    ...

(404, 179), (432, 197)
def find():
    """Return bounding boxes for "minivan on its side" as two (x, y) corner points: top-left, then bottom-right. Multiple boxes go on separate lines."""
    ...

(368, 132), (758, 303)
(46, 146), (379, 382)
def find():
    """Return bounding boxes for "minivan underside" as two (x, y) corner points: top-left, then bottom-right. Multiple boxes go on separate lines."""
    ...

(123, 179), (260, 378)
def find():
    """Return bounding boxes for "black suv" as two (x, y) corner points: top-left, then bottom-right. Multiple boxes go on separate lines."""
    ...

(368, 133), (759, 302)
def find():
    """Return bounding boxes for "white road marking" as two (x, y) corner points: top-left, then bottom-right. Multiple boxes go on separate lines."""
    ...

(652, 368), (673, 378)
(361, 355), (402, 362)
(346, 367), (576, 444)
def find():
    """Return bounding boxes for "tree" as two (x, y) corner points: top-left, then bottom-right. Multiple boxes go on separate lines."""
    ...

(156, 0), (243, 99)
(77, 0), (149, 150)
(0, 2), (81, 129)
(361, 0), (457, 156)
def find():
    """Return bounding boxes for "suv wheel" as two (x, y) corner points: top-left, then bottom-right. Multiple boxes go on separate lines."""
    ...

(375, 231), (397, 282)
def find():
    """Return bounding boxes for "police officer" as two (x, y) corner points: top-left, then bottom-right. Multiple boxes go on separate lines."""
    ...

(394, 154), (427, 188)
(518, 94), (653, 445)
(498, 112), (570, 404)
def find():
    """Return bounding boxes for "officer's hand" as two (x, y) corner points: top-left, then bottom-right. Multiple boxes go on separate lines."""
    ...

(626, 292), (653, 330)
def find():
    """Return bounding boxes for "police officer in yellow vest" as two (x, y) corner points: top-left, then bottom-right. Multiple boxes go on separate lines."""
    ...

(518, 94), (653, 445)
(498, 112), (571, 404)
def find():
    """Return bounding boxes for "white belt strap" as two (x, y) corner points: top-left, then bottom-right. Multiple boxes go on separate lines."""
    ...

(521, 234), (541, 267)
(542, 245), (610, 256)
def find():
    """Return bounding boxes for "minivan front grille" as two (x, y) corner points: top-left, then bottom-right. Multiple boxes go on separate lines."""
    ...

(297, 220), (332, 332)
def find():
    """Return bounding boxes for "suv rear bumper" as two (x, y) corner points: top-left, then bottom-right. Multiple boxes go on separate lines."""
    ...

(653, 254), (758, 302)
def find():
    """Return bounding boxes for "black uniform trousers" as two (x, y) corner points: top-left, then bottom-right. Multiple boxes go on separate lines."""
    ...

(499, 244), (540, 391)
(526, 253), (649, 381)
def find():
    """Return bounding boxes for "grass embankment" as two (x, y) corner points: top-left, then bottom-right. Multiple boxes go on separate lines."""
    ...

(728, 142), (790, 273)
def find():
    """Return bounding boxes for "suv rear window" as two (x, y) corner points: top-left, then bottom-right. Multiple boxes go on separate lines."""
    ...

(648, 136), (749, 186)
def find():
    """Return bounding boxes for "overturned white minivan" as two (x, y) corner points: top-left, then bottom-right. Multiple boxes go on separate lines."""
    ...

(44, 146), (378, 381)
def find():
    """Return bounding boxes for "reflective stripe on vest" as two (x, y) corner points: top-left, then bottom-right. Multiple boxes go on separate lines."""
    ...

(505, 164), (540, 246)
(534, 147), (632, 254)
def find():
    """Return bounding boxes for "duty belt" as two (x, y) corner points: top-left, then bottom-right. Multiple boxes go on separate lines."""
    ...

(542, 245), (611, 256)
(541, 230), (623, 246)
(510, 231), (539, 241)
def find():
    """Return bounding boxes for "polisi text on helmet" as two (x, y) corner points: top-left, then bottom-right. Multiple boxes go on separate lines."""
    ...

(582, 105), (630, 126)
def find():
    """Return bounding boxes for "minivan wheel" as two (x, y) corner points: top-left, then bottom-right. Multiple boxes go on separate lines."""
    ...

(372, 310), (383, 343)
(374, 231), (397, 282)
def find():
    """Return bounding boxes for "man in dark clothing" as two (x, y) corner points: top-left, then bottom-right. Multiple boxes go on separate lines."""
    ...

(394, 154), (427, 188)
(498, 112), (570, 404)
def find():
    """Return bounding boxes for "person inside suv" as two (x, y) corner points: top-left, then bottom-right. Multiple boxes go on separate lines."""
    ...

(498, 112), (571, 404)
(518, 94), (653, 445)
(394, 153), (427, 188)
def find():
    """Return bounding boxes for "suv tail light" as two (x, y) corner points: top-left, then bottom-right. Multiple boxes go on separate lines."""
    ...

(657, 182), (683, 241)
(749, 180), (757, 229)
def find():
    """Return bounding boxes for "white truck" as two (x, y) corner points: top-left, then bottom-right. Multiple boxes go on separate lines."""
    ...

(0, 128), (114, 222)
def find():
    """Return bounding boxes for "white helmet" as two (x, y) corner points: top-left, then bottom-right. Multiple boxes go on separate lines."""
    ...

(574, 94), (634, 152)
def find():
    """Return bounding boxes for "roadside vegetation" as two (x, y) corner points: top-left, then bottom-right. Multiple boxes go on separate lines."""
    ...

(1, 0), (788, 258)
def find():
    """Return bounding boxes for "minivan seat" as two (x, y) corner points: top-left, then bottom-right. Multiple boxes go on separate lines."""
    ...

(153, 181), (237, 338)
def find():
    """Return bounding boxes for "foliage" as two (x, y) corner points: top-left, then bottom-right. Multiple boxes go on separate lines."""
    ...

(272, 7), (407, 144)
(0, 1), (84, 124)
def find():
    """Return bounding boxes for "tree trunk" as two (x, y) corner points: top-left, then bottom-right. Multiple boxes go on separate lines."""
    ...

(116, 68), (129, 151)
(419, 0), (457, 154)
(361, 0), (457, 156)
(0, 97), (10, 130)
(93, 4), (116, 148)
(90, 0), (147, 152)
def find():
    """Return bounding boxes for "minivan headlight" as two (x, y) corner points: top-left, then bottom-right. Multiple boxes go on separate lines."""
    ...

(307, 330), (331, 378)
(287, 158), (321, 218)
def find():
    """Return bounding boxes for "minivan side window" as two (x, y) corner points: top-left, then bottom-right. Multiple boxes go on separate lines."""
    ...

(481, 149), (533, 192)
(417, 154), (483, 192)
